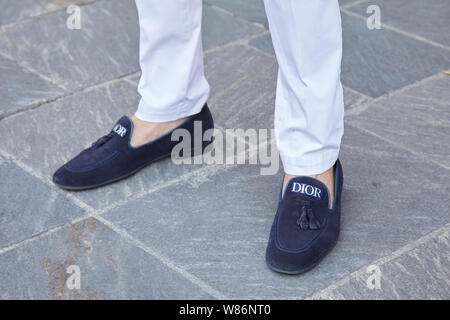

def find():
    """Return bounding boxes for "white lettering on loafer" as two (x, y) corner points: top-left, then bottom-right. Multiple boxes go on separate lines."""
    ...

(291, 182), (322, 199)
(113, 124), (127, 137)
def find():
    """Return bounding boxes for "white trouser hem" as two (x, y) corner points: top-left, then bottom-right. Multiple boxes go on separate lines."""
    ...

(134, 96), (207, 123)
(281, 149), (340, 176)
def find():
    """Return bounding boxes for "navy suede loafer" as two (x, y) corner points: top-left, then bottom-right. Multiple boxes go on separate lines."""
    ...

(53, 104), (214, 190)
(266, 160), (343, 274)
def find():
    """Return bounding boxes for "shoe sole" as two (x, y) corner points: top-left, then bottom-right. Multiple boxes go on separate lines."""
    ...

(54, 140), (214, 191)
(53, 152), (172, 191)
(265, 240), (337, 275)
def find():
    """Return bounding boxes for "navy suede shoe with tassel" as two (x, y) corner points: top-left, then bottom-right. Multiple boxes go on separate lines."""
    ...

(266, 160), (343, 274)
(53, 104), (214, 190)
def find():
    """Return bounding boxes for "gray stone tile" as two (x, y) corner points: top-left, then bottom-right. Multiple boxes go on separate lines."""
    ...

(211, 61), (277, 129)
(204, 0), (367, 27)
(242, 5), (450, 99)
(0, 44), (274, 211)
(104, 126), (450, 299)
(0, 1), (264, 92)
(119, 44), (273, 96)
(203, 1), (373, 27)
(124, 72), (140, 85)
(343, 87), (371, 110)
(249, 33), (373, 111)
(0, 0), (44, 26)
(339, 0), (364, 6)
(38, 0), (98, 11)
(111, 44), (275, 105)
(202, 5), (265, 51)
(338, 127), (450, 265)
(0, 0), (140, 91)
(346, 76), (450, 168)
(349, 0), (450, 47)
(314, 227), (450, 299)
(0, 155), (85, 248)
(0, 57), (63, 119)
(0, 0), (96, 26)
(0, 79), (180, 211)
(340, 12), (450, 97)
(0, 218), (213, 299)
(248, 33), (274, 56)
(0, 79), (140, 179)
(205, 0), (268, 28)
(0, 76), (234, 211)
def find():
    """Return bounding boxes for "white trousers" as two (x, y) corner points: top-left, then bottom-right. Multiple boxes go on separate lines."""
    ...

(134, 0), (344, 175)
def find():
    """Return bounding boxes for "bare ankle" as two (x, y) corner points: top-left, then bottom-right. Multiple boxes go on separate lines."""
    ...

(312, 166), (335, 207)
(130, 115), (188, 147)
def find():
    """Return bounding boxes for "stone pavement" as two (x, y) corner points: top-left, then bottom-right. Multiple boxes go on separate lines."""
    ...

(0, 0), (449, 299)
